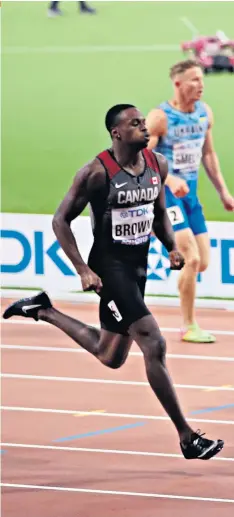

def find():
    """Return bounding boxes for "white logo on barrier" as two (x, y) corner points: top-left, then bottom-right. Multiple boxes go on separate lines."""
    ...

(1, 214), (234, 298)
(147, 237), (171, 281)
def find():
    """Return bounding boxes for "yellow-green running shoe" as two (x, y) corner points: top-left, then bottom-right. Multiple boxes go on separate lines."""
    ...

(181, 323), (216, 343)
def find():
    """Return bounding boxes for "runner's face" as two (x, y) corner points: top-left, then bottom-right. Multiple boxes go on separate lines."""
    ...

(178, 66), (204, 102)
(113, 108), (150, 148)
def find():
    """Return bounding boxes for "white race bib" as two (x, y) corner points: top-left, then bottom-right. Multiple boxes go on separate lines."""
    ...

(167, 205), (185, 226)
(112, 203), (154, 245)
(173, 139), (204, 173)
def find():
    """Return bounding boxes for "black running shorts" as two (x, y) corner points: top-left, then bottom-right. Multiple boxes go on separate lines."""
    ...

(97, 258), (151, 336)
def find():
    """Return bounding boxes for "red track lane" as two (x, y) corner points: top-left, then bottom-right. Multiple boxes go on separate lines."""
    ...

(1, 300), (234, 516)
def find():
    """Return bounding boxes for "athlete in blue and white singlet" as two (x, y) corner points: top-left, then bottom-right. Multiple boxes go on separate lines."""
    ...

(156, 100), (209, 235)
(147, 59), (234, 343)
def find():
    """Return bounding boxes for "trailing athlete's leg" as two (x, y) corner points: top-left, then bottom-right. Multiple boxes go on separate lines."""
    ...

(175, 229), (215, 343)
(175, 228), (200, 328)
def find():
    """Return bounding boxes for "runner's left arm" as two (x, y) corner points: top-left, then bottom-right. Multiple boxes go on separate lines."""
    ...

(152, 153), (175, 252)
(202, 104), (234, 211)
(152, 153), (184, 270)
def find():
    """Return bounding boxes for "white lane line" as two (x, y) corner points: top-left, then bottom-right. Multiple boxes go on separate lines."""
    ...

(2, 44), (180, 55)
(1, 483), (233, 503)
(1, 442), (233, 462)
(1, 373), (234, 391)
(1, 319), (46, 325)
(2, 318), (233, 335)
(1, 344), (234, 362)
(1, 406), (234, 425)
(180, 17), (199, 37)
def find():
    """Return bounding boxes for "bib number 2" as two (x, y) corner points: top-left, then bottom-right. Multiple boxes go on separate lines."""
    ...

(167, 205), (184, 226)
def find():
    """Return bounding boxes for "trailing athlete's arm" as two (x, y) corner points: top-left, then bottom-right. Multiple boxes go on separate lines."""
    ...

(202, 104), (234, 211)
(146, 109), (189, 198)
(152, 153), (185, 270)
(146, 108), (167, 150)
(52, 160), (106, 291)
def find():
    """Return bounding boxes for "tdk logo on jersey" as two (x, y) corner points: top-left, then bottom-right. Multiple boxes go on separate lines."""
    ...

(147, 236), (171, 281)
(121, 207), (149, 218)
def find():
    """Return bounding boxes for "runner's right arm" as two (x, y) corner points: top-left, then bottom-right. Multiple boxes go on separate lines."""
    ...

(146, 108), (189, 198)
(52, 159), (106, 292)
(146, 108), (166, 149)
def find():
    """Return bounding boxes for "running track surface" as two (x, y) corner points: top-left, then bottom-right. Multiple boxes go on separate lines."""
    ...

(1, 299), (234, 517)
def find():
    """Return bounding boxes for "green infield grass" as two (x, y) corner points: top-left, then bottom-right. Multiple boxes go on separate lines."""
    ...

(2, 1), (234, 220)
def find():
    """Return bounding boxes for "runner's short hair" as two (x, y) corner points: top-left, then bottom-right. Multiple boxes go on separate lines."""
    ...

(105, 104), (135, 132)
(170, 59), (201, 79)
